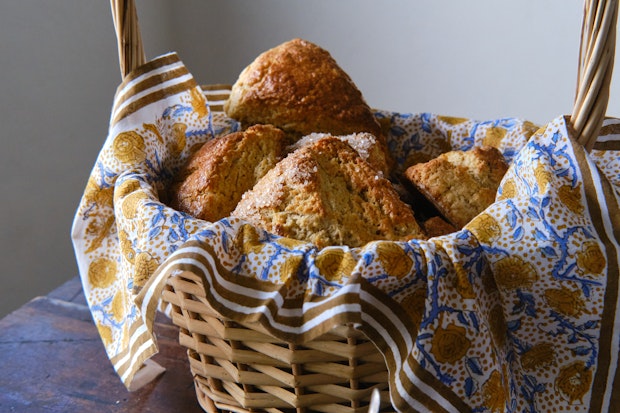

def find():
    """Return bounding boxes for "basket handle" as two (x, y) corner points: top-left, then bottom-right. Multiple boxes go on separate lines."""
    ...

(110, 0), (145, 80)
(573, 0), (618, 151)
(110, 0), (617, 151)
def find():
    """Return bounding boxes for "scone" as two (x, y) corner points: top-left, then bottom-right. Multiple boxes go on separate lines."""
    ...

(224, 38), (383, 142)
(422, 216), (458, 238)
(169, 124), (286, 222)
(288, 132), (390, 176)
(232, 137), (426, 248)
(404, 146), (509, 228)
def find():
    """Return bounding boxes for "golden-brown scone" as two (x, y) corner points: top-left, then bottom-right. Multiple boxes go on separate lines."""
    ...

(422, 216), (458, 238)
(232, 137), (426, 248)
(404, 146), (509, 228)
(169, 124), (286, 222)
(224, 38), (383, 142)
(288, 132), (390, 176)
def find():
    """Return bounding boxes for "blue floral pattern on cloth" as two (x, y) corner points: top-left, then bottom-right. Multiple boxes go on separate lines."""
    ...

(72, 53), (620, 412)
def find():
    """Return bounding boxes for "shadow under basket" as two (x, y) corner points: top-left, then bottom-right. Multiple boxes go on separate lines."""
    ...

(162, 271), (394, 413)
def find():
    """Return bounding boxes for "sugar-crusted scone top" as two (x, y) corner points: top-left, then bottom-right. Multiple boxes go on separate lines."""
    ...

(233, 136), (426, 249)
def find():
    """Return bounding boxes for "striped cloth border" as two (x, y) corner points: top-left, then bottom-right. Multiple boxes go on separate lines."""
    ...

(78, 53), (620, 412)
(111, 52), (197, 125)
(130, 239), (471, 413)
(568, 133), (620, 413)
(360, 281), (473, 413)
(593, 118), (620, 151)
(201, 83), (232, 112)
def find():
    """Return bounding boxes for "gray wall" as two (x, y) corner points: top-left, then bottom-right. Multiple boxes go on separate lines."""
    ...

(1, 0), (617, 317)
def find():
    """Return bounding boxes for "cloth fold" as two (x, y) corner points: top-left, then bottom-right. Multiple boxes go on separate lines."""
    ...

(72, 53), (620, 412)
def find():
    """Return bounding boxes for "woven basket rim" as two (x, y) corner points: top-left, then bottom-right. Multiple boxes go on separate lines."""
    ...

(163, 272), (394, 413)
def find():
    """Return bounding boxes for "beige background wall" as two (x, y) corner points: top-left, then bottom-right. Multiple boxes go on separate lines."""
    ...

(1, 0), (617, 317)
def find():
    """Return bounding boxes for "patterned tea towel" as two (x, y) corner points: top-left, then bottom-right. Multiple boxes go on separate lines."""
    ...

(72, 53), (620, 412)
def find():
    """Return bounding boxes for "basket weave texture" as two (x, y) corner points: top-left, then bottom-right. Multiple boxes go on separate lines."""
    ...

(164, 271), (390, 413)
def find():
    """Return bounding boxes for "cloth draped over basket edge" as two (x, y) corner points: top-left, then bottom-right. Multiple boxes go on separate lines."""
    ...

(71, 52), (620, 413)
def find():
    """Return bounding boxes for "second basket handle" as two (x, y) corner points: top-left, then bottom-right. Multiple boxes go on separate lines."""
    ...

(572, 0), (618, 151)
(109, 0), (618, 151)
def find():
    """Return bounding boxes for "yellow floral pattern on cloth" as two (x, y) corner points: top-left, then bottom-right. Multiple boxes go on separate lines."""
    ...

(72, 54), (234, 360)
(72, 53), (620, 413)
(430, 322), (472, 364)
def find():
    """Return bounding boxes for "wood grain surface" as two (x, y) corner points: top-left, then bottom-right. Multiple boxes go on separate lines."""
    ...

(0, 277), (203, 413)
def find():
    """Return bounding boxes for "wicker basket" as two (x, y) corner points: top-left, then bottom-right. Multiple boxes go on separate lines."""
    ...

(109, 1), (617, 412)
(162, 270), (390, 413)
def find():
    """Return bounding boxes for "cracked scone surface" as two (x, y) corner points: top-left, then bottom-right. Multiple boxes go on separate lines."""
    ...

(224, 38), (383, 141)
(404, 145), (509, 228)
(288, 132), (390, 177)
(232, 136), (426, 248)
(169, 124), (286, 222)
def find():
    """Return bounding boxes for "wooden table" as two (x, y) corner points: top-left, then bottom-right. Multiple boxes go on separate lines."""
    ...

(0, 277), (204, 413)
